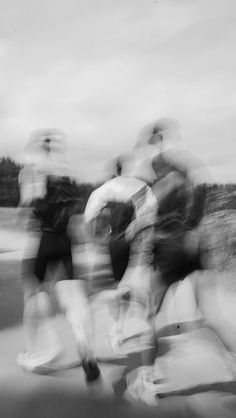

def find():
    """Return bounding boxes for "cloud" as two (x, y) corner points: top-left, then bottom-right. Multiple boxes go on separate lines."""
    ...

(1, 0), (236, 183)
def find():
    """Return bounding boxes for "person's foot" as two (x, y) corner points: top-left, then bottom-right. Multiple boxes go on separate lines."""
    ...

(16, 346), (63, 373)
(127, 376), (159, 406)
(126, 367), (164, 406)
(82, 359), (101, 383)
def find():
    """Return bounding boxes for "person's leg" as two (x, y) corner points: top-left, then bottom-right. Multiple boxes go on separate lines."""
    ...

(145, 228), (191, 367)
(57, 233), (100, 382)
(123, 270), (169, 407)
(19, 233), (42, 356)
(25, 233), (60, 365)
(140, 271), (169, 366)
(114, 262), (157, 348)
(139, 228), (200, 368)
(18, 257), (60, 371)
(20, 258), (40, 355)
(127, 228), (203, 405)
(37, 279), (62, 361)
(107, 237), (131, 347)
(58, 233), (92, 358)
(55, 278), (100, 382)
(111, 226), (156, 348)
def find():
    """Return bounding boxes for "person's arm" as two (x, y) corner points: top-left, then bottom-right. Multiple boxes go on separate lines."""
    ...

(126, 187), (158, 241)
(83, 182), (114, 244)
(166, 148), (213, 184)
(152, 170), (183, 203)
(84, 183), (111, 224)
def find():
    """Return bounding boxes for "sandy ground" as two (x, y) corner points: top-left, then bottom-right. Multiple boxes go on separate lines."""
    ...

(1, 228), (236, 417)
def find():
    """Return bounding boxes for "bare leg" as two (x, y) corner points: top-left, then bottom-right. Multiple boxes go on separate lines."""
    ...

(55, 279), (101, 382)
(55, 280), (95, 360)
(18, 276), (60, 370)
(141, 271), (169, 366)
(22, 281), (40, 355)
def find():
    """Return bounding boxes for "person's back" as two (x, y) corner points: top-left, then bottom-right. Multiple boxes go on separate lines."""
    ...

(34, 174), (78, 233)
(85, 175), (156, 282)
(152, 150), (196, 231)
(146, 119), (205, 284)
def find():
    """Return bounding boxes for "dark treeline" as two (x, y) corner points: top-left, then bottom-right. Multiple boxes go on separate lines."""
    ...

(0, 157), (98, 212)
(0, 157), (21, 207)
(201, 183), (236, 214)
(186, 183), (236, 228)
(0, 157), (236, 216)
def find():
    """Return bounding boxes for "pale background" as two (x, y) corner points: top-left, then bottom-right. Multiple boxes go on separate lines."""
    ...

(0, 0), (235, 182)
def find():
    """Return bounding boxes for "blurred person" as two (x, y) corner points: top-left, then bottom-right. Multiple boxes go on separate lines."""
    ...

(84, 150), (158, 352)
(94, 201), (136, 351)
(102, 136), (161, 310)
(124, 118), (212, 404)
(17, 132), (100, 383)
(96, 122), (176, 350)
(100, 163), (135, 294)
(17, 131), (62, 370)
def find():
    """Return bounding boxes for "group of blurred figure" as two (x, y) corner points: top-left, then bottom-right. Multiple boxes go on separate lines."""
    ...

(16, 118), (213, 404)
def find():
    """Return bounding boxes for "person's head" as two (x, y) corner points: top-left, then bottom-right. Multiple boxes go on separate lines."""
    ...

(41, 136), (51, 154)
(39, 131), (67, 157)
(136, 117), (180, 150)
(148, 125), (163, 147)
(25, 129), (66, 159)
(23, 129), (70, 179)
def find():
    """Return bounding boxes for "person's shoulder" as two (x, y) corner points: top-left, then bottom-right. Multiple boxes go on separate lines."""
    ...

(164, 148), (201, 167)
(154, 148), (192, 174)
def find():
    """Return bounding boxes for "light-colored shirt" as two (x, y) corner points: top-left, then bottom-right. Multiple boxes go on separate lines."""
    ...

(84, 176), (158, 224)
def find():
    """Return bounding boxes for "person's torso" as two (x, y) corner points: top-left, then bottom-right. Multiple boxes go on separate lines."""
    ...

(34, 175), (77, 232)
(152, 152), (194, 230)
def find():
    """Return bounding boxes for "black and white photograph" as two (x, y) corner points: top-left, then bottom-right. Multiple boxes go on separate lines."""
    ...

(0, 0), (236, 417)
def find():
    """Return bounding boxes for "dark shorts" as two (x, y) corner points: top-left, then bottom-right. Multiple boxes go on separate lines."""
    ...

(153, 226), (201, 286)
(108, 236), (130, 282)
(34, 231), (73, 283)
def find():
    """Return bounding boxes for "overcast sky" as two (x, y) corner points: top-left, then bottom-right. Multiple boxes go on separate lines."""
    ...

(0, 0), (235, 183)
